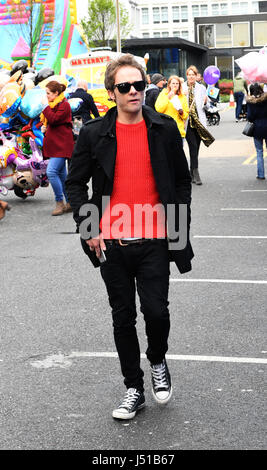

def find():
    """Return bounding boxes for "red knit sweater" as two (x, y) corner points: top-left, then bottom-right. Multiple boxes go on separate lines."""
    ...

(100, 119), (166, 239)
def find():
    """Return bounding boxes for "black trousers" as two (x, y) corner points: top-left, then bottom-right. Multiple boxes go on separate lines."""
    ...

(100, 239), (170, 392)
(186, 124), (201, 171)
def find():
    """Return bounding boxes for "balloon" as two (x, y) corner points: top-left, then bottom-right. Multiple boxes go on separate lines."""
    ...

(20, 88), (47, 119)
(68, 98), (82, 113)
(203, 66), (221, 85)
(235, 52), (267, 82)
(37, 74), (68, 89)
(34, 68), (55, 85)
(10, 60), (28, 76)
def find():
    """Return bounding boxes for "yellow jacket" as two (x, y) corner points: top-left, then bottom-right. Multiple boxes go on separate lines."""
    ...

(155, 89), (189, 138)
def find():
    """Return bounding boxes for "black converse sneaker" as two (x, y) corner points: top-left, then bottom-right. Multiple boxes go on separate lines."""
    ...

(151, 359), (172, 405)
(112, 388), (145, 420)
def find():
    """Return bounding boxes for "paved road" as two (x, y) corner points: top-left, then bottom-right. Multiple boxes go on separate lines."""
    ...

(0, 106), (266, 450)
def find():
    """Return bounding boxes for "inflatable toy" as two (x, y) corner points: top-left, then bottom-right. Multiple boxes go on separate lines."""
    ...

(0, 132), (48, 196)
(203, 66), (221, 85)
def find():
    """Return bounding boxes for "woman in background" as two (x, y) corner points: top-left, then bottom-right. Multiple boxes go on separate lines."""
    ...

(155, 75), (189, 142)
(184, 65), (214, 185)
(41, 81), (74, 215)
(247, 83), (267, 180)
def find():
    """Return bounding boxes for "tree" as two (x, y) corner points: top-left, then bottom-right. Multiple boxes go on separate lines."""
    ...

(81, 0), (132, 48)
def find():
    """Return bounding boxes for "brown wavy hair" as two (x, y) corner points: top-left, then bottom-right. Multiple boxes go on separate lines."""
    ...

(45, 80), (66, 95)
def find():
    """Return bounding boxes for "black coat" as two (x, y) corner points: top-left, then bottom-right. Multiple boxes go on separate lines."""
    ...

(247, 93), (267, 139)
(69, 88), (100, 124)
(66, 105), (194, 273)
(145, 86), (160, 110)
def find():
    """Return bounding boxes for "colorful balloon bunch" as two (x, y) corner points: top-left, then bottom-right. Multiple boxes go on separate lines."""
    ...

(0, 60), (81, 199)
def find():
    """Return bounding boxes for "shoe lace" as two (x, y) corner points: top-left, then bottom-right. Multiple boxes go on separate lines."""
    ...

(119, 388), (140, 410)
(151, 363), (168, 390)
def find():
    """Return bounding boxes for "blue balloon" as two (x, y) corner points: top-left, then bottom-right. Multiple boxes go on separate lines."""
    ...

(20, 88), (47, 119)
(68, 97), (82, 113)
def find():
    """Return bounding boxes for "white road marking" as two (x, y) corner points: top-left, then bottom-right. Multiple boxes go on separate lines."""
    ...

(30, 351), (267, 369)
(170, 278), (267, 285)
(194, 235), (267, 239)
(241, 190), (267, 192)
(221, 208), (267, 211)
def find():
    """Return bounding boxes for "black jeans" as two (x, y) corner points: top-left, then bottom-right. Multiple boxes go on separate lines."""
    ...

(100, 239), (170, 392)
(186, 124), (201, 171)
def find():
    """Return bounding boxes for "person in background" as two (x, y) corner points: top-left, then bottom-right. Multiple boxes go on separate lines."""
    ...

(246, 82), (267, 180)
(0, 200), (11, 220)
(233, 73), (248, 122)
(146, 74), (151, 85)
(196, 73), (206, 87)
(184, 65), (214, 185)
(145, 73), (166, 110)
(41, 81), (74, 216)
(155, 75), (189, 142)
(69, 79), (100, 124)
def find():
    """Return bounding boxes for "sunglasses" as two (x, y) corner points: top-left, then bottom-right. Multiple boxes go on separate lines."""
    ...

(114, 80), (146, 94)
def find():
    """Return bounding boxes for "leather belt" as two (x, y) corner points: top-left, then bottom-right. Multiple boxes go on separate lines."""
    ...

(105, 238), (155, 247)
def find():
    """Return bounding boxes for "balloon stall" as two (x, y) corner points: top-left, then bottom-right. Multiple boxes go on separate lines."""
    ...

(0, 62), (81, 199)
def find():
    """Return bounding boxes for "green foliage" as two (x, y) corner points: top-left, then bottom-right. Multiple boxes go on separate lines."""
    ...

(219, 94), (230, 103)
(81, 0), (132, 48)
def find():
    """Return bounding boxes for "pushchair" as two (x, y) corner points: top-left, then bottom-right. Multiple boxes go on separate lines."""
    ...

(205, 99), (220, 126)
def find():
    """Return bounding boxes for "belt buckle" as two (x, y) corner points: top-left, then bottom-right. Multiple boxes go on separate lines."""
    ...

(118, 239), (129, 246)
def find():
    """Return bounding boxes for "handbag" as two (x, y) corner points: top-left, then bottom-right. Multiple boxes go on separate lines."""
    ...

(242, 121), (254, 137)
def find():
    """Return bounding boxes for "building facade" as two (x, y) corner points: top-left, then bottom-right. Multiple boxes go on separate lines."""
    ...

(138, 1), (265, 41)
(195, 12), (267, 78)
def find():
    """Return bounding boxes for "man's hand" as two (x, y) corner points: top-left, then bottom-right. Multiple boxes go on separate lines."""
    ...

(86, 233), (106, 258)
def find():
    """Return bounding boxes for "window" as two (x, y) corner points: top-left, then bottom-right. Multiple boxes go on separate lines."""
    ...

(162, 31), (169, 37)
(221, 3), (228, 15)
(172, 6), (179, 22)
(212, 3), (219, 15)
(180, 30), (189, 39)
(200, 5), (208, 16)
(181, 6), (188, 22)
(254, 21), (267, 46)
(252, 2), (259, 13)
(216, 23), (232, 47)
(173, 31), (180, 37)
(232, 2), (239, 14)
(153, 32), (161, 37)
(142, 33), (149, 38)
(216, 56), (233, 80)
(233, 22), (249, 46)
(192, 5), (199, 18)
(153, 7), (160, 24)
(240, 2), (248, 13)
(198, 24), (215, 47)
(141, 8), (149, 25)
(161, 7), (168, 23)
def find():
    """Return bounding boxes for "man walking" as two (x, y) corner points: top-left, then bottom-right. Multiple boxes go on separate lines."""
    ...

(66, 54), (193, 420)
(145, 73), (166, 110)
(70, 79), (100, 124)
